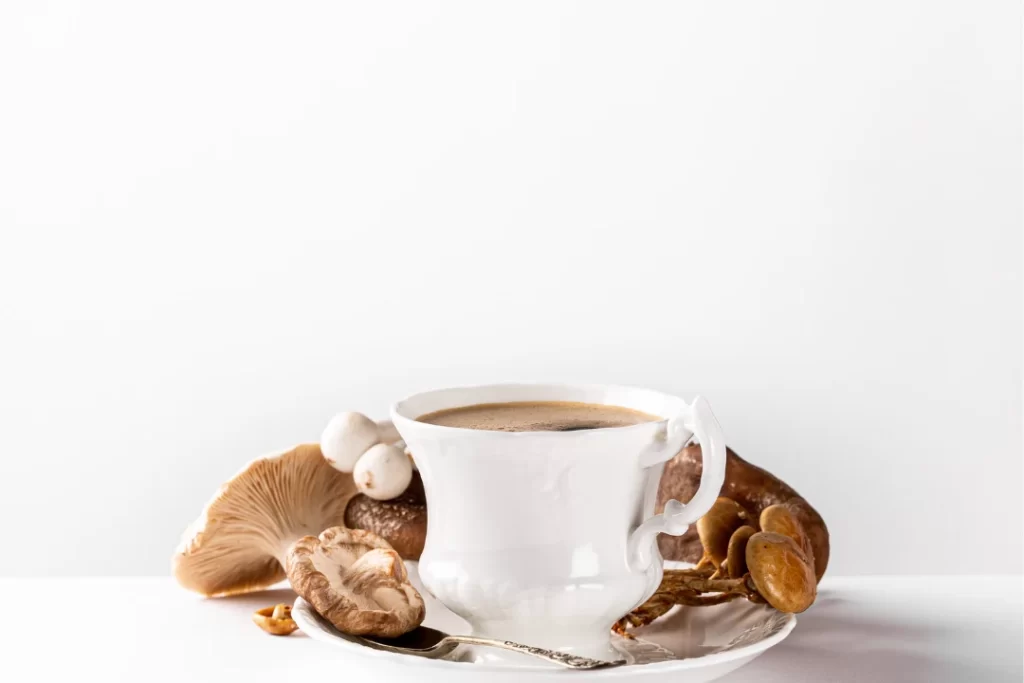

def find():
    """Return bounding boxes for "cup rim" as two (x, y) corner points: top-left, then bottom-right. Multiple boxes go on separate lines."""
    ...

(390, 382), (689, 438)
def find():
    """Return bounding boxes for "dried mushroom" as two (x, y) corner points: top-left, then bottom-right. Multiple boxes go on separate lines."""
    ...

(287, 526), (425, 638)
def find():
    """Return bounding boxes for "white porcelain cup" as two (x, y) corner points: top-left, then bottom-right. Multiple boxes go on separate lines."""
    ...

(391, 383), (727, 659)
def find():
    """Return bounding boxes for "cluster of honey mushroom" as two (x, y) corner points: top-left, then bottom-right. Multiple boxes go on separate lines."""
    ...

(173, 412), (829, 638)
(618, 444), (830, 634)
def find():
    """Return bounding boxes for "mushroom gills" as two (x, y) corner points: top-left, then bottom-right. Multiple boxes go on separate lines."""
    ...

(310, 545), (409, 612)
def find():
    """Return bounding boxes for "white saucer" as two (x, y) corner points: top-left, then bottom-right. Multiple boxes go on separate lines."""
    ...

(292, 562), (795, 682)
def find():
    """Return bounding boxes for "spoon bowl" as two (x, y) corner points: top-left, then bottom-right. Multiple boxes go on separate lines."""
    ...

(362, 627), (459, 659)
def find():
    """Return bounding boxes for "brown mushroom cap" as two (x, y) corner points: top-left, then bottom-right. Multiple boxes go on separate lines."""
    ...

(696, 497), (756, 569)
(344, 470), (427, 560)
(759, 503), (815, 567)
(287, 527), (425, 638)
(173, 444), (358, 597)
(745, 531), (817, 613)
(725, 525), (757, 579)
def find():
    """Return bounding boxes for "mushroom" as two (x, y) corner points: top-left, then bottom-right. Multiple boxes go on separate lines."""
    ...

(173, 443), (358, 597)
(321, 412), (381, 473)
(344, 470), (428, 560)
(375, 420), (401, 446)
(287, 526), (425, 638)
(354, 443), (413, 501)
(657, 444), (830, 580)
(252, 604), (299, 636)
(695, 497), (755, 571)
(725, 525), (757, 579)
(745, 531), (817, 613)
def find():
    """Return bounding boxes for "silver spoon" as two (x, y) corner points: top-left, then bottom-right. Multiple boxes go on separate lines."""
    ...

(358, 626), (626, 670)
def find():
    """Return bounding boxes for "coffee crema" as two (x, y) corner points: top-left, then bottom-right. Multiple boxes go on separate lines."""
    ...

(416, 400), (659, 433)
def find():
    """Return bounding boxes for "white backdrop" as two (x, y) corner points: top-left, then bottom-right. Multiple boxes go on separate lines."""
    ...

(0, 1), (1020, 577)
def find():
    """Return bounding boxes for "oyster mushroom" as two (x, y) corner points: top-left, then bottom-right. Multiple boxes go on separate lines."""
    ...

(286, 526), (425, 638)
(173, 444), (358, 597)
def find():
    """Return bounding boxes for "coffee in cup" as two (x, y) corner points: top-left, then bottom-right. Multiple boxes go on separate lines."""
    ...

(417, 400), (659, 432)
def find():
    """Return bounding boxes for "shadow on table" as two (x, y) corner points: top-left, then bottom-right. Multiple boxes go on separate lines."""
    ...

(201, 587), (310, 638)
(214, 587), (298, 608)
(722, 595), (1022, 683)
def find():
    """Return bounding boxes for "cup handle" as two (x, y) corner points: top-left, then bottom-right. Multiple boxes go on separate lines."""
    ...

(626, 396), (727, 572)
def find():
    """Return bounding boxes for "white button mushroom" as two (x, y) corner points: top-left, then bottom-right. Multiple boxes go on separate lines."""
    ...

(354, 443), (413, 501)
(321, 412), (380, 473)
(375, 420), (401, 445)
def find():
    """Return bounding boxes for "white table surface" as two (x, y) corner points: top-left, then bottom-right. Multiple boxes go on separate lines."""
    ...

(3, 576), (1020, 682)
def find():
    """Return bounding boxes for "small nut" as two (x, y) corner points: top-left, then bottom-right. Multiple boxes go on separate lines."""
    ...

(252, 604), (299, 636)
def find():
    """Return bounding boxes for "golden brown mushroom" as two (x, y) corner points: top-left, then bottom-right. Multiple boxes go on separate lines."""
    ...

(616, 494), (821, 635)
(745, 531), (817, 613)
(695, 497), (756, 571)
(724, 525), (757, 579)
(286, 527), (425, 638)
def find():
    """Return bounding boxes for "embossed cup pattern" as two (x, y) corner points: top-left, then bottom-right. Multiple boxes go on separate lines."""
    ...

(418, 560), (660, 650)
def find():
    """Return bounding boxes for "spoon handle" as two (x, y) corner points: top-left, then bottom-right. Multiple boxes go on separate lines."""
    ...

(444, 635), (624, 670)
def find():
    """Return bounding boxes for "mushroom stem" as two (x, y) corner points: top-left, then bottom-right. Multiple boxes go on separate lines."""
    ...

(673, 591), (739, 607)
(275, 540), (298, 568)
(664, 574), (750, 596)
(659, 565), (720, 586)
(672, 568), (712, 581)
